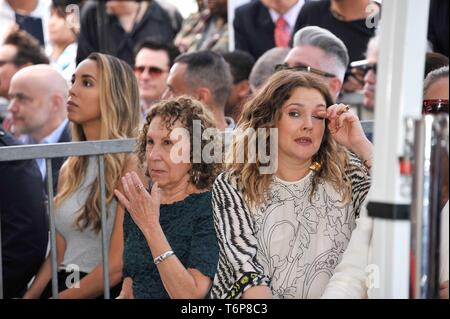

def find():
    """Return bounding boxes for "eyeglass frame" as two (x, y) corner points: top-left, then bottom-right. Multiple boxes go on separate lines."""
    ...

(422, 99), (449, 115)
(274, 63), (337, 78)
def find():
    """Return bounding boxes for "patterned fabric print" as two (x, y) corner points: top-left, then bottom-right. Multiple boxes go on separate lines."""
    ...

(175, 9), (228, 53)
(210, 153), (370, 299)
(210, 173), (271, 299)
(226, 272), (261, 299)
(254, 172), (356, 299)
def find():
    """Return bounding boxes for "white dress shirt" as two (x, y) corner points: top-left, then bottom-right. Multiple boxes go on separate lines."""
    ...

(22, 118), (69, 180)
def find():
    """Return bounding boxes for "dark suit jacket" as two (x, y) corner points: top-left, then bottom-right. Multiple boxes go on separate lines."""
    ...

(45, 122), (71, 194)
(234, 0), (310, 60)
(428, 0), (449, 57)
(0, 128), (48, 298)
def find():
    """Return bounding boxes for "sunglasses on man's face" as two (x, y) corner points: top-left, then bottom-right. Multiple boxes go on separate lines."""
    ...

(134, 65), (168, 77)
(422, 99), (449, 115)
(275, 63), (336, 78)
(360, 63), (377, 75)
(350, 60), (377, 76)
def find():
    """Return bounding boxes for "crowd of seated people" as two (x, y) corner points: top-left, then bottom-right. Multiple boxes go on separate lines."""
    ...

(0, 0), (448, 299)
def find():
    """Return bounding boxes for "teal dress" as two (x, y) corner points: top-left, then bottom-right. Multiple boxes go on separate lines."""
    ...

(123, 191), (218, 299)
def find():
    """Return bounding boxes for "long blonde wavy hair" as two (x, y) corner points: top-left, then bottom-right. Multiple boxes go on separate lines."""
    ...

(228, 70), (352, 209)
(55, 53), (140, 233)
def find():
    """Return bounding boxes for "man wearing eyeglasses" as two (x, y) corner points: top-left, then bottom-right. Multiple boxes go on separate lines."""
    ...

(0, 30), (49, 125)
(133, 39), (180, 117)
(283, 26), (349, 101)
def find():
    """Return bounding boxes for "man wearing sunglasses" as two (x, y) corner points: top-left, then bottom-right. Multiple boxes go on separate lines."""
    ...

(423, 66), (449, 115)
(361, 35), (448, 113)
(133, 39), (180, 117)
(423, 66), (449, 299)
(283, 26), (349, 101)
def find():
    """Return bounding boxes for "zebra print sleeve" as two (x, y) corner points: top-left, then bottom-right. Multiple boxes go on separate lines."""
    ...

(346, 153), (372, 218)
(210, 173), (271, 299)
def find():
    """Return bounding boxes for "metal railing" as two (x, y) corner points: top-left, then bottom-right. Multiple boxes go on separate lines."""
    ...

(0, 139), (136, 299)
(410, 114), (449, 298)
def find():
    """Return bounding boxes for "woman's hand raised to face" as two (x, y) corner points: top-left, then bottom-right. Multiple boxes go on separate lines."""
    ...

(319, 103), (372, 158)
(114, 172), (161, 235)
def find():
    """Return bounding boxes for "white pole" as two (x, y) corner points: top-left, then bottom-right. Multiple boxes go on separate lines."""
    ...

(228, 0), (251, 51)
(368, 0), (430, 298)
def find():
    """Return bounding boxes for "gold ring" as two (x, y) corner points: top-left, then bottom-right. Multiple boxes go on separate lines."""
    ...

(344, 105), (350, 112)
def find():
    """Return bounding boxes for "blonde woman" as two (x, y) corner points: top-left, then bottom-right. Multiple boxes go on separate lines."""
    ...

(211, 70), (372, 299)
(23, 53), (141, 299)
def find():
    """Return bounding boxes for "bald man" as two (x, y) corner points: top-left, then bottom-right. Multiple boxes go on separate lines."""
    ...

(8, 64), (71, 191)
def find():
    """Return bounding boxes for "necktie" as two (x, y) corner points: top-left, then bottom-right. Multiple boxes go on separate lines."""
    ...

(274, 16), (290, 47)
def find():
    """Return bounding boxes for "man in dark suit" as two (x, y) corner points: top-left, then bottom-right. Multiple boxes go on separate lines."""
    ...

(0, 30), (50, 124)
(7, 65), (70, 192)
(0, 127), (48, 298)
(47, 121), (71, 191)
(234, 0), (310, 60)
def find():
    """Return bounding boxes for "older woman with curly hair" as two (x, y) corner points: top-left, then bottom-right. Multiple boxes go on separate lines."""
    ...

(114, 96), (222, 299)
(211, 70), (373, 299)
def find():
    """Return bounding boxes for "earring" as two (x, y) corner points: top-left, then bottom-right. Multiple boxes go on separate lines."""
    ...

(309, 161), (322, 172)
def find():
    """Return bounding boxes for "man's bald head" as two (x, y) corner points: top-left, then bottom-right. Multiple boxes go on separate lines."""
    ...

(8, 65), (68, 142)
(12, 64), (68, 100)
